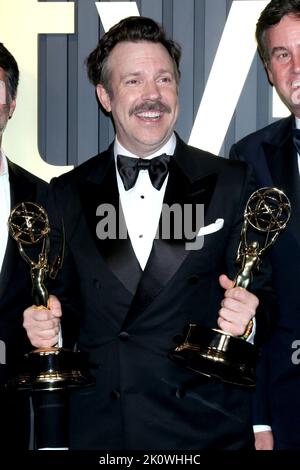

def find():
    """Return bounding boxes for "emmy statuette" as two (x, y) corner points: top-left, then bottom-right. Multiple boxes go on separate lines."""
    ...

(8, 201), (94, 392)
(169, 188), (291, 387)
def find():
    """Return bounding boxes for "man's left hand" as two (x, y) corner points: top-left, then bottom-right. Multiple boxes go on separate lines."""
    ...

(217, 274), (258, 336)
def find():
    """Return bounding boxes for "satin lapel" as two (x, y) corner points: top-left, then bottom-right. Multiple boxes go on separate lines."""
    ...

(122, 138), (218, 329)
(264, 122), (300, 244)
(79, 149), (142, 295)
(0, 161), (37, 299)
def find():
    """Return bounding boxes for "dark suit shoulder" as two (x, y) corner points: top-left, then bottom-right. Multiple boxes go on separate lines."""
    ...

(50, 148), (112, 191)
(8, 159), (47, 188)
(231, 116), (293, 151)
(8, 159), (48, 205)
(190, 145), (247, 171)
(176, 136), (249, 181)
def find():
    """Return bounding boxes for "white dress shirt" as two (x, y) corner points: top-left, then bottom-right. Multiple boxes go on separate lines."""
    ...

(114, 133), (176, 270)
(115, 134), (256, 340)
(0, 149), (10, 274)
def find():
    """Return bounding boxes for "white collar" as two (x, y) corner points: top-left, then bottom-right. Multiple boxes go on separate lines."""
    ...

(114, 133), (176, 160)
(0, 149), (8, 176)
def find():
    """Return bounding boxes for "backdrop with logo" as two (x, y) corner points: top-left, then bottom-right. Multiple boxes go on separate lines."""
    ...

(0, 0), (288, 181)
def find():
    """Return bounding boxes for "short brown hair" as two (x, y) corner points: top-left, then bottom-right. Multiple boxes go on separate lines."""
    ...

(0, 43), (19, 101)
(86, 16), (181, 95)
(256, 0), (300, 64)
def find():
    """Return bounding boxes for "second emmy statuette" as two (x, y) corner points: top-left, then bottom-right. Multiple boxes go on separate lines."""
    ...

(8, 201), (94, 391)
(169, 187), (291, 386)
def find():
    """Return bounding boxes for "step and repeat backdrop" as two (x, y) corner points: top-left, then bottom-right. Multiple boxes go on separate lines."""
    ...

(0, 0), (288, 181)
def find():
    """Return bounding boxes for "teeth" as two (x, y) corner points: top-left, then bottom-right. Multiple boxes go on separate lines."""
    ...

(136, 111), (161, 118)
(292, 80), (300, 88)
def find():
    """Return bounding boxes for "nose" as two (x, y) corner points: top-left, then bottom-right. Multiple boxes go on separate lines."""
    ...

(292, 53), (300, 73)
(142, 79), (161, 101)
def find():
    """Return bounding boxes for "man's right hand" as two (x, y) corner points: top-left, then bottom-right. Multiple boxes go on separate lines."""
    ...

(23, 294), (62, 348)
(254, 430), (274, 450)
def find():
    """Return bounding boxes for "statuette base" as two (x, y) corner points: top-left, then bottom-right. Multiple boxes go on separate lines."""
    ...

(8, 348), (95, 391)
(169, 323), (260, 387)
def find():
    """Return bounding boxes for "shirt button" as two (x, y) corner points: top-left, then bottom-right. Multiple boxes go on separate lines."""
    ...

(188, 275), (200, 285)
(110, 390), (121, 400)
(118, 331), (129, 341)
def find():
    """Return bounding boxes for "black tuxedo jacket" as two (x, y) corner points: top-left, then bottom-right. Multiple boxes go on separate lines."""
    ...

(48, 135), (272, 450)
(0, 159), (48, 449)
(230, 115), (300, 449)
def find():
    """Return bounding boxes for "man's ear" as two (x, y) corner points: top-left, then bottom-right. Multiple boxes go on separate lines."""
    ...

(96, 84), (111, 112)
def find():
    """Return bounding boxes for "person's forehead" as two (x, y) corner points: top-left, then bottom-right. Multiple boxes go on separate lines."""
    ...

(109, 41), (172, 65)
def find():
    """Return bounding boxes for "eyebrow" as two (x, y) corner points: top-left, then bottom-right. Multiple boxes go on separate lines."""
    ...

(270, 46), (288, 56)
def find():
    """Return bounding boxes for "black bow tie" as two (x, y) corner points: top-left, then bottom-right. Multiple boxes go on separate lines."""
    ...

(292, 128), (300, 154)
(117, 153), (171, 191)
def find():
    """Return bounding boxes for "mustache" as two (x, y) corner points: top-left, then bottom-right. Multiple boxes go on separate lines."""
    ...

(129, 101), (171, 116)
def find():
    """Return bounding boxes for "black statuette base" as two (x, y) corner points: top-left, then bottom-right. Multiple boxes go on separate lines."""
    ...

(169, 323), (260, 387)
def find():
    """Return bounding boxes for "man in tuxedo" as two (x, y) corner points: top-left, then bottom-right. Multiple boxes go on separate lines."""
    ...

(230, 0), (300, 450)
(0, 43), (48, 449)
(24, 17), (273, 450)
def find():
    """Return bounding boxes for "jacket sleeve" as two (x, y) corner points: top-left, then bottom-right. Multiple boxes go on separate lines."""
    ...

(224, 161), (276, 345)
(45, 179), (80, 350)
(252, 340), (272, 426)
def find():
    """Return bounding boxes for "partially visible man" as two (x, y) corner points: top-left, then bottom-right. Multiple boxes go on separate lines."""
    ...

(0, 43), (47, 449)
(230, 0), (300, 450)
